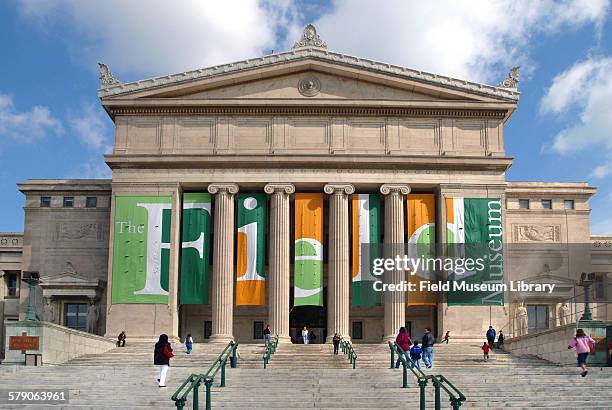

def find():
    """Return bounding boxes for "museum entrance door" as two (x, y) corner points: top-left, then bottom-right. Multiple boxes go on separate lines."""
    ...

(289, 286), (327, 344)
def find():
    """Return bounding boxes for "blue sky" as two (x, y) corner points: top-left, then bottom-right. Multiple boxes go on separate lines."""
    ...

(0, 0), (611, 234)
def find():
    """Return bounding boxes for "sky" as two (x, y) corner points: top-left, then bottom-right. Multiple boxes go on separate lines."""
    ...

(0, 0), (611, 234)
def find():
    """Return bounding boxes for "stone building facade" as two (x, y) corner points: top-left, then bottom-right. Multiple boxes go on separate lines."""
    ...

(2, 26), (610, 351)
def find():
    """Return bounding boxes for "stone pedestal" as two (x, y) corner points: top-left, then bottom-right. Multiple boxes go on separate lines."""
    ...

(324, 184), (354, 342)
(381, 184), (410, 342)
(264, 183), (294, 343)
(208, 183), (239, 342)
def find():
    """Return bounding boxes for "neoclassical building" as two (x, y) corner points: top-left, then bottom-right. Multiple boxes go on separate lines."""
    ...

(2, 26), (610, 350)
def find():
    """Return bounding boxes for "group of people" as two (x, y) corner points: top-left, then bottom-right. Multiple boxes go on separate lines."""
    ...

(394, 327), (435, 370)
(301, 326), (317, 344)
(481, 326), (505, 361)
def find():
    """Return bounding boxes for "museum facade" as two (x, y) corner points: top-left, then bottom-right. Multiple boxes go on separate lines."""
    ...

(1, 26), (611, 352)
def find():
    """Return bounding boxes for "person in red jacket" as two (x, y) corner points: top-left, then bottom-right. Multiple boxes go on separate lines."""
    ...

(394, 327), (412, 368)
(482, 341), (490, 361)
(154, 334), (174, 387)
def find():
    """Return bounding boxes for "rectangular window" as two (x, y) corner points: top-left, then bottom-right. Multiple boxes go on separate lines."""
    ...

(253, 321), (264, 340)
(40, 197), (51, 208)
(63, 197), (74, 208)
(352, 321), (363, 340)
(64, 303), (88, 331)
(527, 305), (549, 333)
(204, 321), (212, 339)
(6, 272), (18, 297)
(86, 197), (97, 208)
(594, 274), (606, 301)
(541, 199), (552, 209)
(564, 200), (575, 210)
(519, 199), (530, 209)
(404, 321), (412, 338)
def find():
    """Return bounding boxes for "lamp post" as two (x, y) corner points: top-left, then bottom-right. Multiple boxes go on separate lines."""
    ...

(22, 271), (40, 321)
(578, 272), (594, 321)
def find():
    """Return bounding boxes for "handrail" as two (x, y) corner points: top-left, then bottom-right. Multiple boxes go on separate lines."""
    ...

(339, 336), (357, 368)
(263, 334), (279, 368)
(389, 342), (467, 410)
(171, 340), (238, 410)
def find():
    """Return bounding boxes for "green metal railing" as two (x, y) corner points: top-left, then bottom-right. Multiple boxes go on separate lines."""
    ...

(339, 336), (357, 369)
(171, 341), (238, 410)
(263, 334), (279, 368)
(389, 342), (466, 410)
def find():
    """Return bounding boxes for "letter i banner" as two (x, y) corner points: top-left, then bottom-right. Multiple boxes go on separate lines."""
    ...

(445, 197), (504, 306)
(294, 193), (324, 306)
(351, 194), (382, 307)
(111, 195), (172, 304)
(236, 193), (266, 306)
(406, 194), (436, 306)
(180, 193), (211, 305)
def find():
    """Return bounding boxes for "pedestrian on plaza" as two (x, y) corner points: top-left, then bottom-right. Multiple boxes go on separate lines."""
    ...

(443, 331), (450, 344)
(497, 330), (505, 350)
(184, 334), (193, 354)
(332, 333), (341, 355)
(117, 331), (126, 347)
(154, 334), (174, 388)
(394, 327), (412, 368)
(422, 327), (435, 368)
(482, 342), (490, 361)
(568, 328), (595, 377)
(302, 326), (309, 344)
(409, 341), (422, 369)
(486, 326), (496, 348)
(263, 324), (272, 347)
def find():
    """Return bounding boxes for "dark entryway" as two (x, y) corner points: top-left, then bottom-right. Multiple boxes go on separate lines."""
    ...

(289, 287), (327, 343)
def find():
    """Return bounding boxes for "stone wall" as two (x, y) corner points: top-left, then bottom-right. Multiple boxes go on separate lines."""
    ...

(505, 324), (581, 365)
(3, 321), (116, 365)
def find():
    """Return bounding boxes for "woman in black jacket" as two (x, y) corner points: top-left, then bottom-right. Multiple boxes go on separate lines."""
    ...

(154, 334), (174, 387)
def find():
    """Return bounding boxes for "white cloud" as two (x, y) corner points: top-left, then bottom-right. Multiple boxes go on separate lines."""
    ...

(0, 93), (63, 143)
(539, 57), (612, 179)
(313, 0), (608, 82)
(71, 160), (112, 180)
(17, 0), (301, 78)
(69, 103), (113, 152)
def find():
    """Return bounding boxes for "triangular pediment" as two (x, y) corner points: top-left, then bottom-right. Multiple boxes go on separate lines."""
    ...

(99, 51), (519, 105)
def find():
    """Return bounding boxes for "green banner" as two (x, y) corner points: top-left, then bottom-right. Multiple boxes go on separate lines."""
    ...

(180, 193), (211, 305)
(447, 197), (504, 306)
(236, 193), (266, 306)
(111, 195), (172, 304)
(294, 193), (324, 306)
(352, 193), (382, 307)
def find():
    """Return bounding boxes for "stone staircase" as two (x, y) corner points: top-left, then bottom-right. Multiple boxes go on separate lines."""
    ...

(1, 341), (611, 409)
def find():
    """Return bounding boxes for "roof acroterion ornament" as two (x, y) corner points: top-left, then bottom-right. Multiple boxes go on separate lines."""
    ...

(293, 24), (328, 50)
(98, 63), (120, 87)
(497, 66), (519, 90)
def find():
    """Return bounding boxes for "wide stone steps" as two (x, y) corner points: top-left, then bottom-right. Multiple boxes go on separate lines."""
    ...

(1, 342), (611, 409)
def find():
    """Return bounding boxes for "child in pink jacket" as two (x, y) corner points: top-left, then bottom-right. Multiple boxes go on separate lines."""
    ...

(568, 328), (595, 377)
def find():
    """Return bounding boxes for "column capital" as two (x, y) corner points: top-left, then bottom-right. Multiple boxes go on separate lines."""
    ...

(207, 183), (239, 195)
(324, 183), (355, 195)
(264, 183), (295, 195)
(380, 184), (410, 195)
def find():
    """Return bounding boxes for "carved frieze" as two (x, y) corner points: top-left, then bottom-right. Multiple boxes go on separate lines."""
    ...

(54, 223), (104, 242)
(513, 225), (560, 242)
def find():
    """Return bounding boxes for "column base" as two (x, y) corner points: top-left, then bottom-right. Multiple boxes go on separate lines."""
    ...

(208, 334), (234, 344)
(382, 334), (396, 344)
(276, 335), (292, 345)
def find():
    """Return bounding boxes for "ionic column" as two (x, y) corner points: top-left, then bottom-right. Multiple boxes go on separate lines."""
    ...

(380, 184), (410, 342)
(208, 183), (239, 342)
(324, 183), (354, 342)
(264, 183), (295, 343)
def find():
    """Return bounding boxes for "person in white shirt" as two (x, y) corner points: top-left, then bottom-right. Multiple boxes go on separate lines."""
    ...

(302, 326), (309, 344)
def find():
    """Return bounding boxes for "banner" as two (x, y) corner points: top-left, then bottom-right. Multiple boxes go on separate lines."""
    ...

(446, 197), (504, 306)
(406, 194), (437, 306)
(351, 194), (382, 307)
(180, 193), (211, 305)
(294, 193), (324, 306)
(236, 193), (266, 306)
(111, 195), (172, 304)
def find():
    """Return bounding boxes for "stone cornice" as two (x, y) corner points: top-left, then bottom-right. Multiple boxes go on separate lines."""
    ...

(380, 184), (410, 195)
(324, 183), (355, 195)
(98, 48), (520, 102)
(105, 105), (507, 119)
(264, 183), (295, 195)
